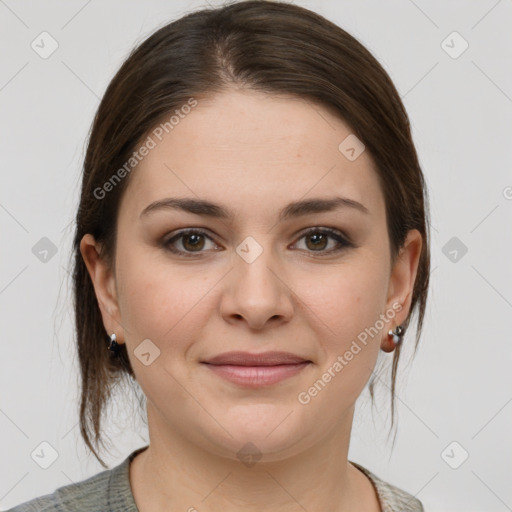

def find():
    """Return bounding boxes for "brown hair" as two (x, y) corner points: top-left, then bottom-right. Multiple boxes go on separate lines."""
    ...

(72, 0), (430, 467)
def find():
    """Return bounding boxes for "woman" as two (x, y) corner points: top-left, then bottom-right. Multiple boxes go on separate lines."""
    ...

(9, 1), (429, 510)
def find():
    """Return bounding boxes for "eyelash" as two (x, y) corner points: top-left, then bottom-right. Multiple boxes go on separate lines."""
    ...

(162, 227), (355, 258)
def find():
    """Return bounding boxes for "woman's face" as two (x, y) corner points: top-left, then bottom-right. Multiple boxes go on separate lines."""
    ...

(84, 89), (420, 461)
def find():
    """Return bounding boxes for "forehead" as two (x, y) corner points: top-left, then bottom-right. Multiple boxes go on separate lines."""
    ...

(119, 89), (385, 223)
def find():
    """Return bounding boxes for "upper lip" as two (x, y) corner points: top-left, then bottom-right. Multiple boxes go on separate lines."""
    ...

(202, 351), (311, 366)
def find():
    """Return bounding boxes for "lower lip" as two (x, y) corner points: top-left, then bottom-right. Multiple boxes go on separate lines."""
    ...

(203, 362), (311, 387)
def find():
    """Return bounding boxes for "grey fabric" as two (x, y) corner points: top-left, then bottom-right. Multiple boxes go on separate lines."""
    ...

(7, 447), (145, 512)
(350, 461), (424, 512)
(8, 447), (424, 511)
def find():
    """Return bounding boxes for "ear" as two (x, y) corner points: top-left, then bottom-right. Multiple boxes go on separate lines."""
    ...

(381, 229), (423, 353)
(80, 234), (125, 345)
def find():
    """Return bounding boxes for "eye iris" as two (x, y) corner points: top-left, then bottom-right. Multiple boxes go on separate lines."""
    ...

(183, 233), (205, 251)
(306, 232), (328, 251)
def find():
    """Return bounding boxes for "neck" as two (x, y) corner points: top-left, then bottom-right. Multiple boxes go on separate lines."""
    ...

(129, 403), (379, 512)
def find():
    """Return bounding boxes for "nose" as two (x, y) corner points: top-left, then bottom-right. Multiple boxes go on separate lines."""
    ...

(219, 245), (294, 330)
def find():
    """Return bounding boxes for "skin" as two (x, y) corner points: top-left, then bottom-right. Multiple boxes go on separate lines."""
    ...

(81, 89), (422, 512)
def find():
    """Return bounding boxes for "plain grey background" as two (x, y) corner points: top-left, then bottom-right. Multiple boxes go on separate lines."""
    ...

(1, 1), (511, 510)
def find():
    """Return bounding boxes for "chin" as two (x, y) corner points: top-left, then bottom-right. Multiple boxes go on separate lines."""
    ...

(201, 406), (315, 463)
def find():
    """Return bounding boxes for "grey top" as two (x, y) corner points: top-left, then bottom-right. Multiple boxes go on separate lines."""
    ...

(8, 446), (424, 511)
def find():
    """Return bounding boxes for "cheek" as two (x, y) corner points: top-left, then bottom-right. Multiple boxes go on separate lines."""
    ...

(115, 249), (207, 342)
(115, 252), (216, 400)
(293, 266), (388, 415)
(294, 260), (389, 345)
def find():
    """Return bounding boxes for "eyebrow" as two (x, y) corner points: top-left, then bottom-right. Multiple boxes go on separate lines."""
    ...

(139, 195), (370, 222)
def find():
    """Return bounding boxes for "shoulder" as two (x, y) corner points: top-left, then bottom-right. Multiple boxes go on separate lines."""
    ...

(7, 447), (146, 512)
(349, 461), (425, 512)
(6, 468), (111, 512)
(7, 466), (115, 512)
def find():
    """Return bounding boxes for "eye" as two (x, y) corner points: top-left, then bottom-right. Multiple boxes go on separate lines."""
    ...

(292, 227), (354, 255)
(163, 229), (219, 257)
(162, 227), (354, 258)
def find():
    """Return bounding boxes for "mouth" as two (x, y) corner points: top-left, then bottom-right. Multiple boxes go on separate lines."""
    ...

(201, 351), (312, 387)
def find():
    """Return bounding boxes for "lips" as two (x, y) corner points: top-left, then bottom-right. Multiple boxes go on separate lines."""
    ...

(202, 351), (311, 366)
(201, 351), (312, 387)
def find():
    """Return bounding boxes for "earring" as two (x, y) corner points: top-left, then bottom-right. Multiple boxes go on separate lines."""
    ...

(108, 333), (120, 355)
(388, 325), (404, 346)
